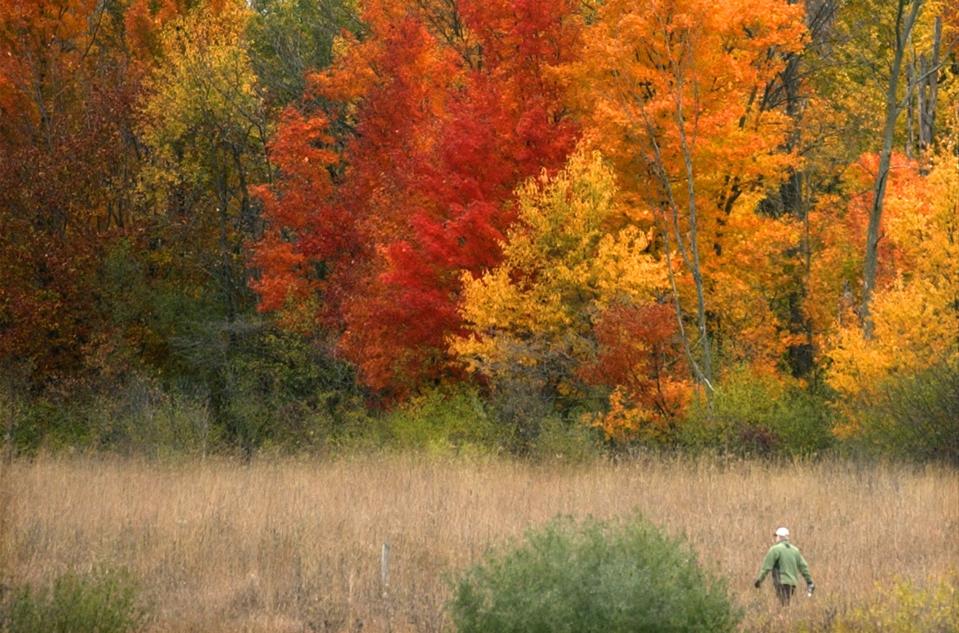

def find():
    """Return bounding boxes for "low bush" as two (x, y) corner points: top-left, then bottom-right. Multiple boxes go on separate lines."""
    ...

(827, 574), (958, 632)
(529, 417), (604, 464)
(384, 385), (501, 455)
(1, 569), (146, 633)
(449, 515), (740, 633)
(679, 366), (834, 458)
(92, 376), (216, 458)
(842, 360), (959, 465)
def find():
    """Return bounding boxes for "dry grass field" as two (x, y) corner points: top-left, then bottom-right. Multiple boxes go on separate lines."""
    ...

(1, 454), (956, 632)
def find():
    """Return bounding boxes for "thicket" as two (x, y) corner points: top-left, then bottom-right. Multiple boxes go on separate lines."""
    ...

(4, 352), (957, 464)
(678, 366), (836, 458)
(841, 360), (959, 464)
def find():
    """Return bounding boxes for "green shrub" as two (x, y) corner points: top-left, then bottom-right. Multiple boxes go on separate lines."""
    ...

(385, 385), (500, 455)
(449, 515), (740, 633)
(679, 366), (834, 458)
(843, 361), (959, 465)
(1, 569), (146, 633)
(827, 574), (958, 632)
(530, 417), (604, 464)
(92, 376), (216, 458)
(13, 397), (93, 454)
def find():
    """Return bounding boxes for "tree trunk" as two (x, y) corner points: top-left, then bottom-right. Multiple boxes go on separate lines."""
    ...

(919, 16), (941, 158)
(862, 0), (923, 339)
(675, 103), (714, 388)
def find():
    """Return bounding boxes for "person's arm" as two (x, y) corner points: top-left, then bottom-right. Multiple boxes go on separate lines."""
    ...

(754, 548), (778, 586)
(797, 551), (813, 586)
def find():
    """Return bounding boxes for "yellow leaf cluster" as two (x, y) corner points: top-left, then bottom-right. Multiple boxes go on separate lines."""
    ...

(451, 149), (668, 374)
(138, 0), (264, 197)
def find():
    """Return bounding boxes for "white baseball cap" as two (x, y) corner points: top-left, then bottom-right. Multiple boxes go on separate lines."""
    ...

(775, 527), (790, 538)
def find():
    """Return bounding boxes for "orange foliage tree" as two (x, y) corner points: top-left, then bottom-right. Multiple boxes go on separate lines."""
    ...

(558, 0), (806, 392)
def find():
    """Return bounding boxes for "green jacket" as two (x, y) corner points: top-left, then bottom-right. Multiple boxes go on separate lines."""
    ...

(755, 541), (813, 587)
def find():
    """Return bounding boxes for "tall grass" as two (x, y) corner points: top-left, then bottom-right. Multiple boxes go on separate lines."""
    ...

(1, 454), (956, 632)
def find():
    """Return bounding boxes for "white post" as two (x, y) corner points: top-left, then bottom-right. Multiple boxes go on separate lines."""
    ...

(380, 542), (390, 591)
(380, 542), (392, 632)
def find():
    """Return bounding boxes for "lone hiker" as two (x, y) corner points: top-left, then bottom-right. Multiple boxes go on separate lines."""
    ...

(754, 526), (814, 606)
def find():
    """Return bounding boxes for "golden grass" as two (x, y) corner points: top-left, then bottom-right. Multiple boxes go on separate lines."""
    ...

(1, 454), (956, 632)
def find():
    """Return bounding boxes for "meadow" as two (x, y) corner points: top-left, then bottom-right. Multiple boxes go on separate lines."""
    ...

(1, 454), (956, 632)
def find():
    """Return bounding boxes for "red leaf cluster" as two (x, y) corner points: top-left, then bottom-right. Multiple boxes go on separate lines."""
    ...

(581, 303), (688, 421)
(254, 0), (582, 396)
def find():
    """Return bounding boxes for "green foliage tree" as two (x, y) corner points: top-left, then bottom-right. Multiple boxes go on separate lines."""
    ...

(247, 0), (359, 107)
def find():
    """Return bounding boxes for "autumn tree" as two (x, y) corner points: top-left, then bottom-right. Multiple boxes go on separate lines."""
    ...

(452, 150), (682, 441)
(0, 0), (160, 381)
(560, 0), (806, 395)
(128, 0), (290, 450)
(253, 0), (582, 398)
(138, 0), (271, 327)
(825, 149), (958, 438)
(806, 0), (956, 338)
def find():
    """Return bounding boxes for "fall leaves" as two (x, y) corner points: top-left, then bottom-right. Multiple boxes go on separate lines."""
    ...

(255, 0), (582, 395)
(1, 0), (956, 446)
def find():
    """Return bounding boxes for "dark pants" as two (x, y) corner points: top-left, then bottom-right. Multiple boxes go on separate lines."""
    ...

(774, 582), (796, 606)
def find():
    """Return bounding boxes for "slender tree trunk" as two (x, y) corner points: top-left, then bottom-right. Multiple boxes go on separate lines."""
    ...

(673, 76), (714, 388)
(862, 0), (923, 339)
(641, 115), (715, 395)
(919, 16), (941, 158)
(906, 55), (916, 158)
(216, 155), (237, 325)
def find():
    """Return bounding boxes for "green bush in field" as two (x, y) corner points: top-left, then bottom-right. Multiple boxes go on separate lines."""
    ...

(385, 385), (500, 454)
(449, 515), (740, 633)
(679, 366), (834, 458)
(1, 569), (146, 633)
(827, 574), (958, 632)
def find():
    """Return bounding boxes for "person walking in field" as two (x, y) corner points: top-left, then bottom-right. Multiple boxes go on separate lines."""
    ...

(754, 527), (814, 606)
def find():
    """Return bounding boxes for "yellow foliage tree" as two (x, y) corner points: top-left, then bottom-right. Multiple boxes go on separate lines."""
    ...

(826, 150), (959, 436)
(137, 0), (270, 323)
(452, 149), (684, 440)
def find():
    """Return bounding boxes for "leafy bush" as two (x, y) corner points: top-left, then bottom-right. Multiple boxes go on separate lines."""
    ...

(679, 366), (834, 458)
(92, 376), (216, 458)
(842, 360), (959, 465)
(196, 326), (369, 455)
(1, 569), (146, 633)
(12, 397), (93, 454)
(449, 515), (740, 633)
(828, 574), (958, 632)
(384, 385), (500, 455)
(530, 417), (604, 464)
